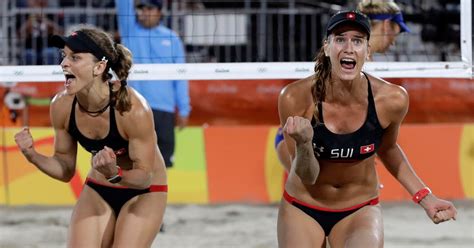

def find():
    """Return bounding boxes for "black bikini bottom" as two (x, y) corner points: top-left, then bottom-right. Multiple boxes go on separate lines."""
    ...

(86, 178), (167, 216)
(284, 190), (379, 236)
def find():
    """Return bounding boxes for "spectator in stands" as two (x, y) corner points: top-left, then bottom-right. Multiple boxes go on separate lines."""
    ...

(17, 0), (63, 65)
(115, 0), (190, 169)
(14, 26), (167, 247)
(277, 10), (456, 247)
(60, 0), (115, 7)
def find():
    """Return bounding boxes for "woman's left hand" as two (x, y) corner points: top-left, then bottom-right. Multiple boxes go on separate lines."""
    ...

(420, 194), (457, 224)
(92, 146), (119, 179)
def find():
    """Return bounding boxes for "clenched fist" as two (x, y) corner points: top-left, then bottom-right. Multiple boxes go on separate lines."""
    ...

(14, 127), (35, 158)
(421, 194), (457, 224)
(92, 146), (119, 179)
(283, 116), (313, 145)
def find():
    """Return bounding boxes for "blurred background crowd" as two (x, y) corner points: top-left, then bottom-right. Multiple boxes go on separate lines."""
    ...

(0, 0), (462, 65)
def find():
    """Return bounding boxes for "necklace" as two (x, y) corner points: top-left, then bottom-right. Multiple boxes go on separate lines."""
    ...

(76, 100), (110, 117)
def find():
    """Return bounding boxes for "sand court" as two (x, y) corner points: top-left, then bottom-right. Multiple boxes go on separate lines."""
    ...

(0, 200), (472, 248)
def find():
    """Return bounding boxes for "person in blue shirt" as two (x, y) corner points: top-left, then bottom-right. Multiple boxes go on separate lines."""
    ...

(115, 0), (190, 168)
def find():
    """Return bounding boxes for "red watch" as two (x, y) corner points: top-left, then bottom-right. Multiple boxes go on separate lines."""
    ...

(412, 187), (431, 204)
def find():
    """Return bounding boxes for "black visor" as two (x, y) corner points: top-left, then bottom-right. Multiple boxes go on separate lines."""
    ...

(50, 31), (107, 61)
(326, 11), (371, 39)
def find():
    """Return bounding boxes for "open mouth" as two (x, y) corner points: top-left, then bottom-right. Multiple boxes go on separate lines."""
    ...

(340, 58), (356, 70)
(64, 74), (76, 86)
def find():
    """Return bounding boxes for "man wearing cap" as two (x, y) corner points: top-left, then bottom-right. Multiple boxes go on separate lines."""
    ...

(115, 0), (190, 169)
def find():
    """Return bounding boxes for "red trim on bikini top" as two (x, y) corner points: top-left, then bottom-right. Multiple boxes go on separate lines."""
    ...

(283, 190), (379, 212)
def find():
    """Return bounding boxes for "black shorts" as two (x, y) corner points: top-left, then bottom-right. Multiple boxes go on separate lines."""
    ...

(152, 109), (175, 167)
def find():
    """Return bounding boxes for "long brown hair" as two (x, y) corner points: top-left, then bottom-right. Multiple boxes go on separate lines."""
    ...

(311, 44), (332, 123)
(79, 27), (133, 114)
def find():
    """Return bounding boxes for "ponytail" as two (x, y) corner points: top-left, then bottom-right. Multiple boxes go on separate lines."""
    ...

(111, 44), (133, 114)
(311, 47), (331, 124)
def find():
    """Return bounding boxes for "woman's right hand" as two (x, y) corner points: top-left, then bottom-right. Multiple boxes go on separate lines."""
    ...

(14, 127), (35, 158)
(284, 116), (313, 145)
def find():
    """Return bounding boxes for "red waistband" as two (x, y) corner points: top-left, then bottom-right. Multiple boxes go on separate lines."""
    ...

(150, 185), (168, 192)
(86, 177), (167, 192)
(283, 190), (379, 213)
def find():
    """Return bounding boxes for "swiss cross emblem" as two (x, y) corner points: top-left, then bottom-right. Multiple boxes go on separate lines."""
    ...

(346, 12), (356, 20)
(360, 144), (375, 154)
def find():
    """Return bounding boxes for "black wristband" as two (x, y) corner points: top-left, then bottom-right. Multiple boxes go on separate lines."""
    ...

(107, 166), (123, 184)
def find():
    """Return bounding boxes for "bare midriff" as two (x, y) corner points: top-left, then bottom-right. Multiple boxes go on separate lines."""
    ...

(285, 155), (379, 209)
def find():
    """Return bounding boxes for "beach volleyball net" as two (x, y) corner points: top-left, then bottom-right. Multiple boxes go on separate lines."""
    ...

(0, 0), (471, 83)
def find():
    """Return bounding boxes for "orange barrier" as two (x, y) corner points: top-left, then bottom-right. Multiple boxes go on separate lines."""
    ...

(1, 78), (473, 126)
(389, 78), (474, 123)
(0, 124), (472, 206)
(205, 126), (271, 203)
(375, 124), (466, 201)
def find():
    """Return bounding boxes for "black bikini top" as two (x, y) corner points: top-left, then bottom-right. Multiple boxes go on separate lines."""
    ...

(67, 86), (128, 155)
(311, 73), (385, 162)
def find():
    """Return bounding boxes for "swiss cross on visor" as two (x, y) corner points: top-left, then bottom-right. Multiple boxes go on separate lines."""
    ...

(346, 12), (356, 20)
